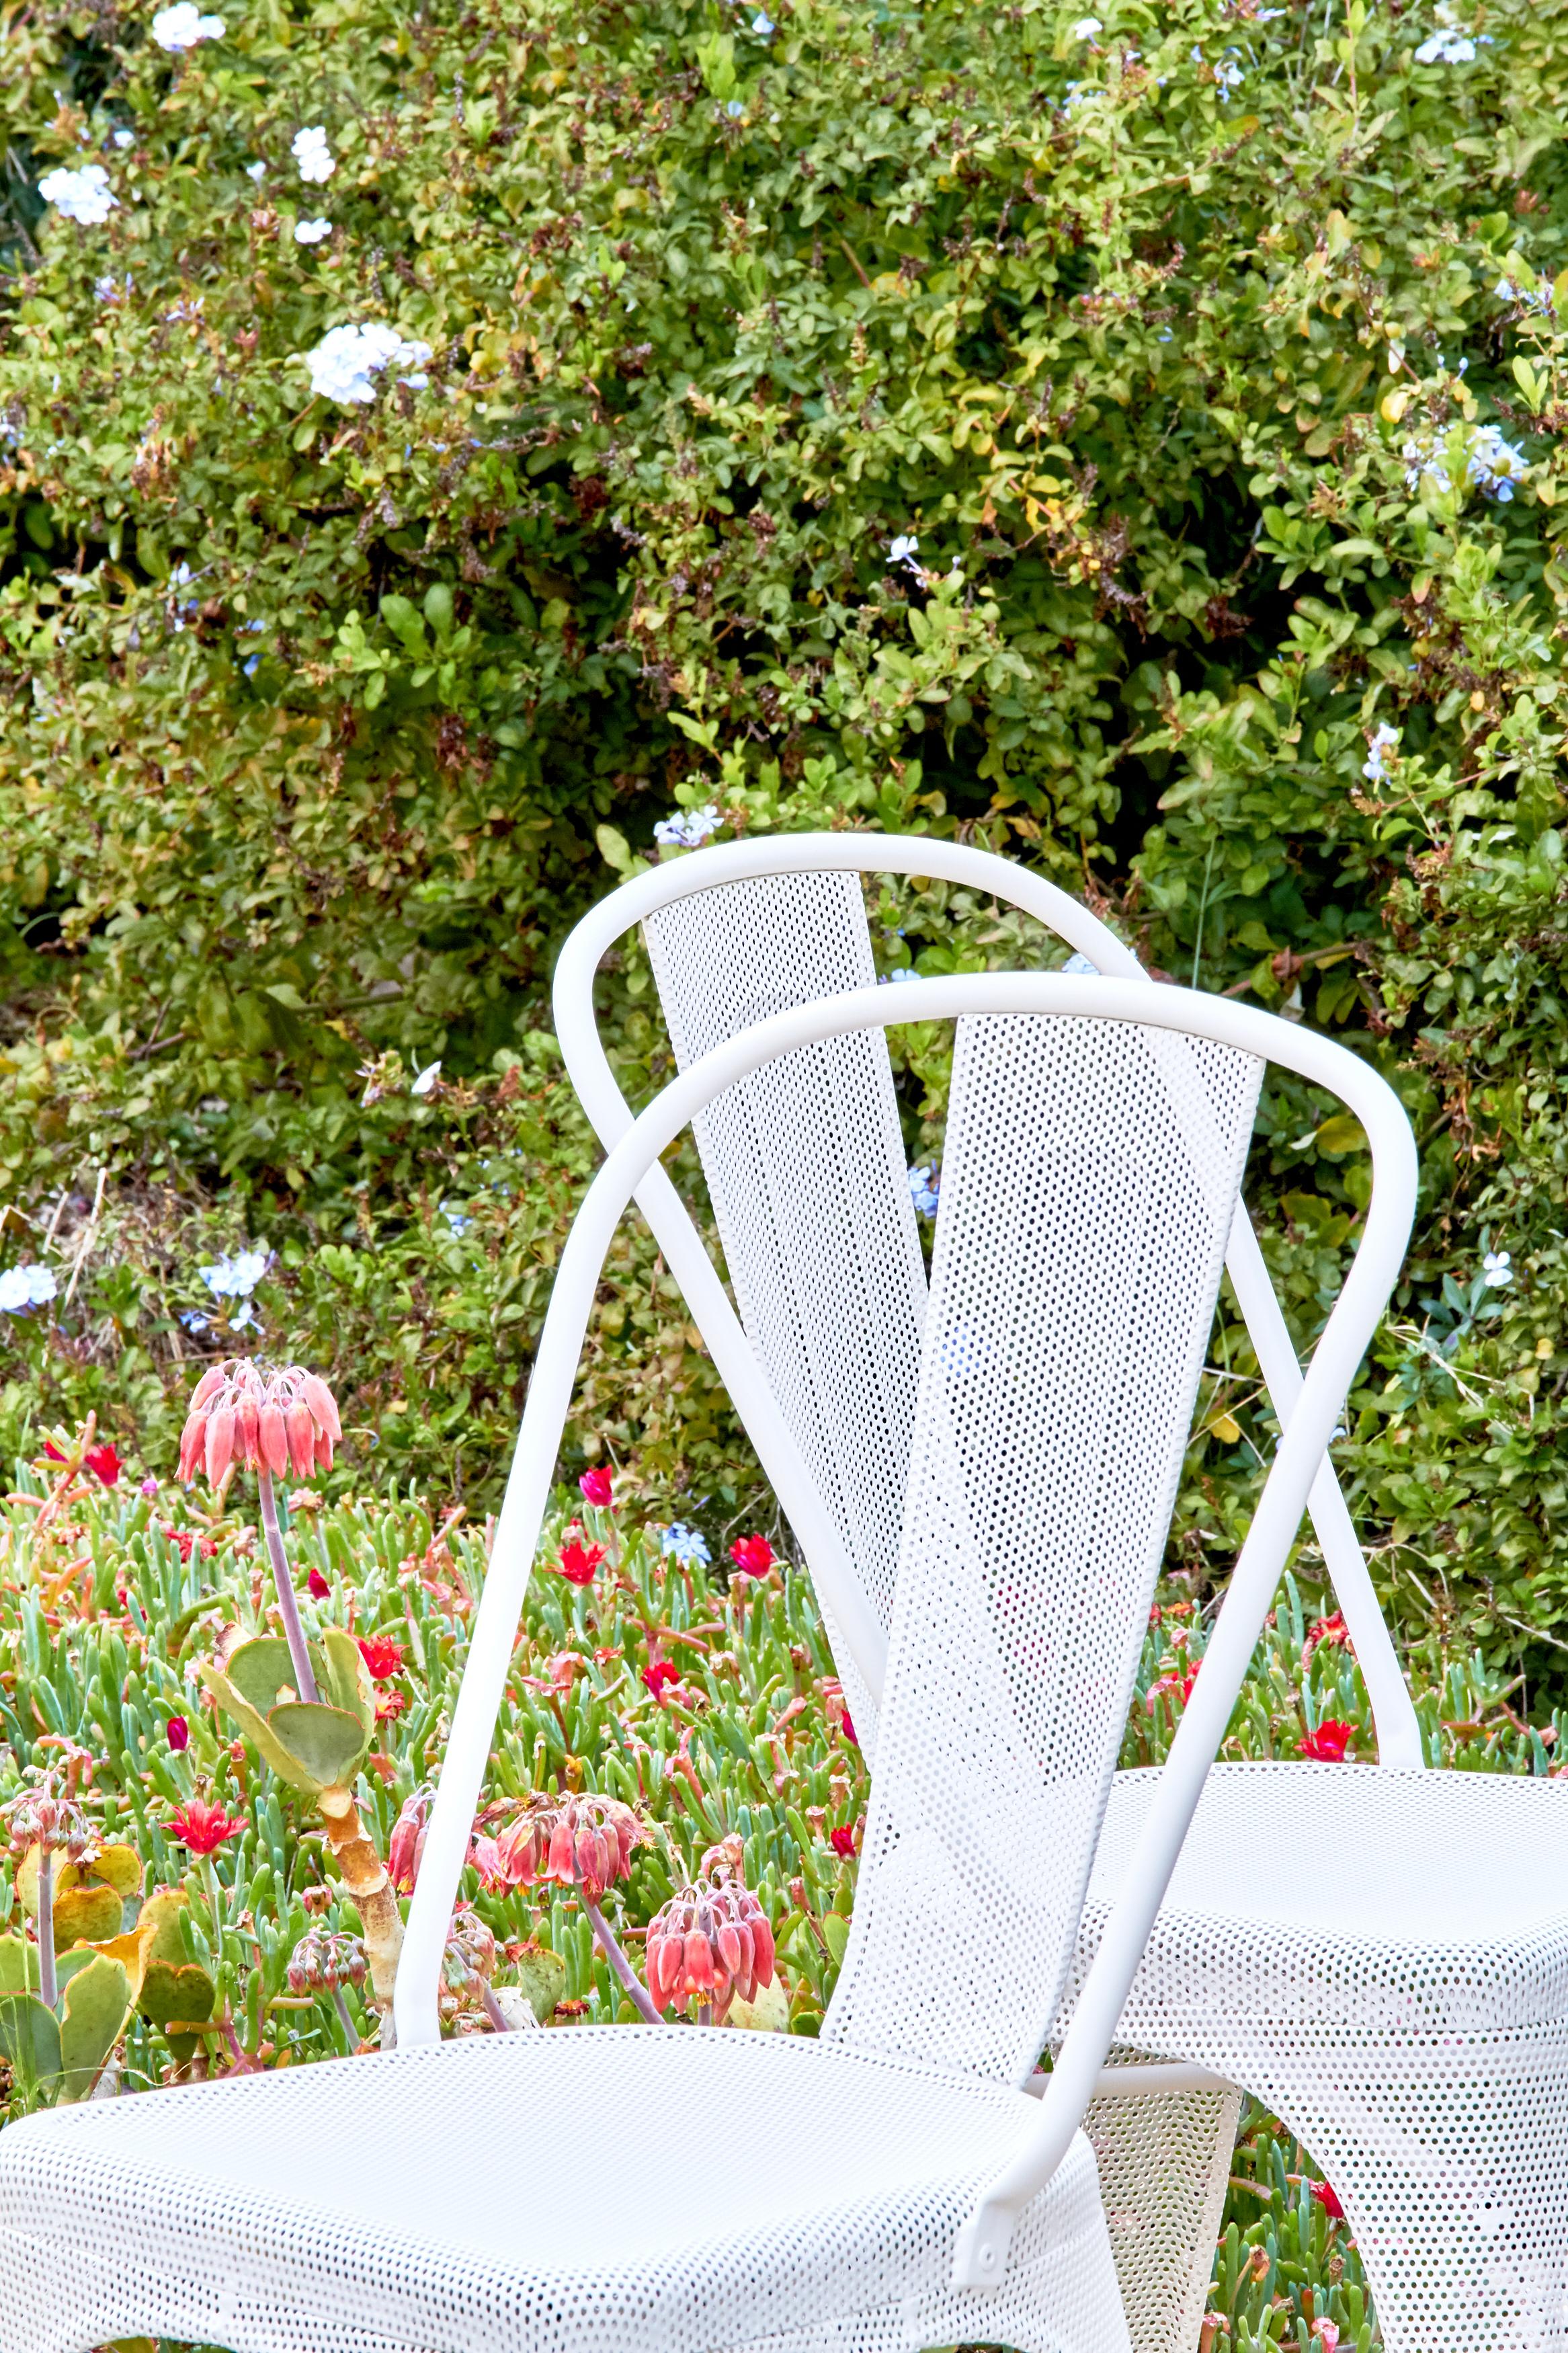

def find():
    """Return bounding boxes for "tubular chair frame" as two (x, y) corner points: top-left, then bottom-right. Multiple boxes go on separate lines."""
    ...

(397, 971), (1416, 2296)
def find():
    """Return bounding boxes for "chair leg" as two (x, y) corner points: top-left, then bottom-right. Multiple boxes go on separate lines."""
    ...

(1084, 2083), (1240, 2353)
(1255, 2037), (1568, 2353)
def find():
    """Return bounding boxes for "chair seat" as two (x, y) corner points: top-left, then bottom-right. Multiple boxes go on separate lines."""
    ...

(1073, 1763), (1568, 2049)
(0, 2024), (1126, 2353)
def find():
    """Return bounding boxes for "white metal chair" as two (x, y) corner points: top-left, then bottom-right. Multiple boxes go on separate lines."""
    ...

(0, 971), (1411, 2353)
(552, 835), (1568, 2353)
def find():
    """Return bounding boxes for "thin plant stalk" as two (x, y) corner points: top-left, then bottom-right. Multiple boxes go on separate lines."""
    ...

(582, 1893), (661, 2023)
(333, 1986), (360, 2047)
(256, 1464), (320, 1704)
(37, 1847), (56, 2009)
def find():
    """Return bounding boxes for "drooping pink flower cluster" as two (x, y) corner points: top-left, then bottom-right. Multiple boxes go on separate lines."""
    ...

(645, 1860), (777, 2022)
(287, 1927), (368, 1993)
(389, 1788), (431, 1894)
(474, 1794), (649, 1904)
(178, 1360), (343, 1486)
(0, 1778), (96, 1865)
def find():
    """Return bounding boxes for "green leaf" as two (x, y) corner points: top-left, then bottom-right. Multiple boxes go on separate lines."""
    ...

(0, 1991), (63, 2092)
(1313, 1114), (1366, 1155)
(266, 1701), (370, 1790)
(58, 1954), (134, 2103)
(0, 1933), (39, 1995)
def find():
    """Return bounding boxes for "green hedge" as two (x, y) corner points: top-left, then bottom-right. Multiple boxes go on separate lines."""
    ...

(3, 0), (1568, 1669)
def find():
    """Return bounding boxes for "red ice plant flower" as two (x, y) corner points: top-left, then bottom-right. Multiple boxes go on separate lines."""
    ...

(829, 1824), (858, 1859)
(308, 1566), (331, 1600)
(167, 1716), (190, 1753)
(1311, 2178), (1345, 2221)
(357, 1633), (406, 1681)
(1146, 1665), (1199, 1714)
(1304, 1610), (1352, 1661)
(729, 1533), (774, 1579)
(388, 1788), (430, 1895)
(642, 1659), (682, 1700)
(83, 1442), (122, 1487)
(579, 1467), (614, 1509)
(168, 1798), (244, 1856)
(1300, 1719), (1354, 1762)
(557, 1534), (606, 1587)
(645, 1853), (778, 2024)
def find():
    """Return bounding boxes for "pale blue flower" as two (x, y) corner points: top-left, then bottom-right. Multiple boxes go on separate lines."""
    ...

(889, 532), (921, 575)
(653, 805), (720, 848)
(751, 9), (775, 30)
(1415, 26), (1476, 60)
(0, 1263), (58, 1314)
(660, 1523), (711, 1566)
(1363, 722), (1399, 784)
(294, 216), (332, 245)
(292, 124), (336, 182)
(908, 1162), (940, 1218)
(151, 3), (224, 48)
(200, 1246), (270, 1300)
(1483, 1249), (1513, 1288)
(411, 1059), (442, 1095)
(39, 164), (118, 224)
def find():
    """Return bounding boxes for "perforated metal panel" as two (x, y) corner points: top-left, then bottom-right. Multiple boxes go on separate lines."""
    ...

(644, 871), (927, 1757)
(1063, 1761), (1568, 2353)
(0, 2027), (1129, 2353)
(824, 1013), (1262, 2084)
(1087, 2073), (1242, 2353)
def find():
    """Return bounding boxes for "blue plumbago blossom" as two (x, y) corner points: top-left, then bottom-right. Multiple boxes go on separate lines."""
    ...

(179, 1308), (212, 1334)
(200, 1246), (270, 1301)
(1363, 722), (1399, 784)
(750, 9), (775, 31)
(1069, 15), (1102, 38)
(1405, 423), (1527, 504)
(660, 1523), (711, 1567)
(292, 124), (336, 183)
(908, 1162), (940, 1218)
(38, 165), (118, 224)
(880, 966), (920, 984)
(888, 532), (921, 574)
(411, 1060), (442, 1096)
(1483, 1248), (1514, 1289)
(440, 1201), (471, 1234)
(1495, 275), (1553, 316)
(653, 805), (720, 848)
(1414, 25), (1488, 60)
(294, 216), (332, 245)
(0, 1263), (58, 1314)
(151, 3), (224, 48)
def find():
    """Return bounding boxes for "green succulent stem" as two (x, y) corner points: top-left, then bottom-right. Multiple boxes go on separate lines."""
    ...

(256, 1466), (321, 1706)
(581, 1892), (660, 2024)
(36, 1847), (56, 2010)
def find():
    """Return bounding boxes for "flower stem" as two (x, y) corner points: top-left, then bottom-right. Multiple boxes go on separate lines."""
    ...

(582, 1892), (661, 2024)
(256, 1465), (320, 1704)
(333, 1986), (360, 2047)
(317, 1785), (403, 2044)
(37, 1847), (56, 2009)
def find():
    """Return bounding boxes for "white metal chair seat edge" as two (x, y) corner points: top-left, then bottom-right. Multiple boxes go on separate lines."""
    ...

(0, 2028), (1118, 2353)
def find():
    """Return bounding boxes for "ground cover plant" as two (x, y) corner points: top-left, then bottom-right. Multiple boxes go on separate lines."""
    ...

(4, 1410), (1559, 2353)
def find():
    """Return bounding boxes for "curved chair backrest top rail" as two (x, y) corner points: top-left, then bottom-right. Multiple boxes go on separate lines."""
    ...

(551, 833), (1423, 1771)
(397, 974), (1417, 2100)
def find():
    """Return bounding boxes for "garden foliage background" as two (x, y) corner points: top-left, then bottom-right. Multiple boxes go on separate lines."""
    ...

(3, 0), (1568, 1674)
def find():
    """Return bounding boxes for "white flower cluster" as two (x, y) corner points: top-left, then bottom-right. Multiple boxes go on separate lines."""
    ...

(294, 216), (332, 245)
(38, 164), (118, 225)
(0, 1263), (57, 1315)
(151, 3), (224, 49)
(1362, 722), (1399, 785)
(292, 124), (336, 183)
(652, 805), (720, 847)
(303, 321), (432, 405)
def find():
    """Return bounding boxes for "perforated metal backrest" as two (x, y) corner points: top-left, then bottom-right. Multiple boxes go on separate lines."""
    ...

(823, 1011), (1262, 2084)
(643, 872), (926, 1744)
